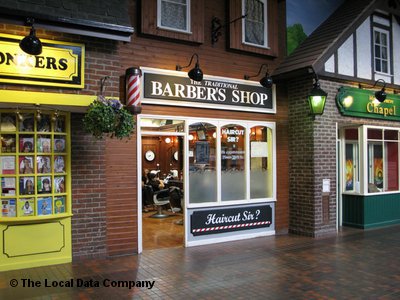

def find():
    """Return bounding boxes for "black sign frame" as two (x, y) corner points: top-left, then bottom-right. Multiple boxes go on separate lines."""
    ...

(141, 68), (276, 114)
(190, 205), (272, 236)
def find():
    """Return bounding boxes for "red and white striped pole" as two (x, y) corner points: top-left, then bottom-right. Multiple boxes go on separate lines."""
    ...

(125, 67), (142, 114)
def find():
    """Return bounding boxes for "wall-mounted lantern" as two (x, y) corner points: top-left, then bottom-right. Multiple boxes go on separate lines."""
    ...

(308, 74), (327, 118)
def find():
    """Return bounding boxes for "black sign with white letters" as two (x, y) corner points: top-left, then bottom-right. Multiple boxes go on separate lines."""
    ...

(142, 71), (275, 113)
(191, 205), (272, 236)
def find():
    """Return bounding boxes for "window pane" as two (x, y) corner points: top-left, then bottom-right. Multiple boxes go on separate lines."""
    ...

(161, 1), (187, 31)
(375, 31), (380, 43)
(140, 118), (185, 132)
(345, 144), (355, 191)
(368, 129), (382, 140)
(250, 126), (272, 198)
(382, 61), (388, 73)
(188, 123), (217, 203)
(375, 59), (381, 72)
(382, 46), (387, 59)
(375, 45), (381, 58)
(384, 130), (398, 140)
(382, 33), (387, 45)
(244, 0), (265, 46)
(385, 142), (398, 191)
(221, 124), (246, 201)
(368, 143), (383, 192)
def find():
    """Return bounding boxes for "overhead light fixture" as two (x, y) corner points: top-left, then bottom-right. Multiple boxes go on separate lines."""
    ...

(165, 137), (171, 144)
(244, 64), (273, 88)
(176, 53), (203, 82)
(308, 73), (327, 118)
(373, 79), (387, 103)
(19, 17), (42, 55)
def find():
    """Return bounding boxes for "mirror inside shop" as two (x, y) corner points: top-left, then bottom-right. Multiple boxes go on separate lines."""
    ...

(141, 118), (184, 250)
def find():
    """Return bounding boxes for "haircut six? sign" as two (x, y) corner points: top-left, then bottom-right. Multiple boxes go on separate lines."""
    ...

(0, 34), (84, 88)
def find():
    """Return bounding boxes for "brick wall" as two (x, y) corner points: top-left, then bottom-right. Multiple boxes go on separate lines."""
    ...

(288, 76), (400, 237)
(71, 114), (107, 258)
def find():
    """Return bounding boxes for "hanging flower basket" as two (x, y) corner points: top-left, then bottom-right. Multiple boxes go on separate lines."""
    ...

(83, 96), (135, 139)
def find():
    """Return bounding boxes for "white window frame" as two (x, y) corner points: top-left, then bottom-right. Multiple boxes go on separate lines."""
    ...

(341, 125), (400, 196)
(157, 0), (191, 34)
(373, 27), (391, 76)
(186, 118), (276, 208)
(242, 0), (269, 49)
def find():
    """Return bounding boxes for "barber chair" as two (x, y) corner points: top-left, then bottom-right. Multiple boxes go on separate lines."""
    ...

(143, 185), (173, 218)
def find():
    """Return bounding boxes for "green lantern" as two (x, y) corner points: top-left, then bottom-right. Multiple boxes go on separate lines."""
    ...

(308, 78), (327, 117)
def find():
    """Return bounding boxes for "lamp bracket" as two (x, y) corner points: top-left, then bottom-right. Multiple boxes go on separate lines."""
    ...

(211, 14), (247, 45)
(100, 76), (110, 96)
(176, 53), (199, 71)
(244, 64), (269, 80)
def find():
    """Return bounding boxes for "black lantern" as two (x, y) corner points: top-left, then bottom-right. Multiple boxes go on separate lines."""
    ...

(373, 79), (387, 102)
(244, 64), (273, 88)
(19, 18), (42, 55)
(176, 53), (203, 82)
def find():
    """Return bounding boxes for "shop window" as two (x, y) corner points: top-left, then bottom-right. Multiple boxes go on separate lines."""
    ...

(343, 126), (400, 194)
(141, 0), (204, 43)
(373, 28), (390, 74)
(229, 0), (278, 56)
(250, 126), (273, 199)
(188, 122), (217, 204)
(0, 111), (69, 218)
(221, 124), (246, 201)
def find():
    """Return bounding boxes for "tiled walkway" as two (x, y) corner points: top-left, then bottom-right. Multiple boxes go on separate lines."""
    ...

(1, 225), (400, 299)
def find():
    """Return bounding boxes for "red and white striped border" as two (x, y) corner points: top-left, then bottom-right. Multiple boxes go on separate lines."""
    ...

(192, 221), (271, 233)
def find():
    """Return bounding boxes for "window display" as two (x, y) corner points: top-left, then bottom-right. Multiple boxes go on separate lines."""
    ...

(0, 110), (69, 219)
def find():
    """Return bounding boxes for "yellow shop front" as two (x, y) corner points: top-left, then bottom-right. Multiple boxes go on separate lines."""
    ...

(0, 34), (93, 271)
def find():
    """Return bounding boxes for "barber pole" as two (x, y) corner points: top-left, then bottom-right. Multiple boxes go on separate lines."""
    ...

(125, 67), (142, 114)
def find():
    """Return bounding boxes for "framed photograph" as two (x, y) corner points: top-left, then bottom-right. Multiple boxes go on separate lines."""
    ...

(54, 196), (66, 214)
(19, 113), (34, 132)
(197, 130), (206, 141)
(38, 176), (52, 194)
(1, 156), (15, 174)
(54, 176), (65, 193)
(0, 113), (16, 131)
(37, 197), (52, 215)
(19, 177), (35, 195)
(19, 156), (34, 174)
(54, 156), (65, 173)
(18, 198), (34, 217)
(19, 136), (34, 153)
(1, 199), (16, 217)
(1, 134), (16, 152)
(37, 136), (51, 153)
(195, 141), (210, 164)
(37, 114), (51, 132)
(37, 156), (51, 174)
(54, 137), (65, 152)
(1, 177), (16, 196)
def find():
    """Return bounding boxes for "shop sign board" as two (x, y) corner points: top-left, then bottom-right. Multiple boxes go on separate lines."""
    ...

(337, 86), (400, 121)
(190, 204), (272, 236)
(141, 67), (276, 114)
(0, 34), (84, 88)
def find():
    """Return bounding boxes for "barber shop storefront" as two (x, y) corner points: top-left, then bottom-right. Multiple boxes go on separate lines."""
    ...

(138, 67), (281, 250)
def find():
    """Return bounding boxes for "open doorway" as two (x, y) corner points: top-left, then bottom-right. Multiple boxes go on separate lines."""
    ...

(140, 118), (185, 250)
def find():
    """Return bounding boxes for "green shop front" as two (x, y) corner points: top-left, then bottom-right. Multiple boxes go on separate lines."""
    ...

(337, 87), (400, 229)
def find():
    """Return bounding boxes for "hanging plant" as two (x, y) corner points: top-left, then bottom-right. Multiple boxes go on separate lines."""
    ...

(83, 96), (135, 139)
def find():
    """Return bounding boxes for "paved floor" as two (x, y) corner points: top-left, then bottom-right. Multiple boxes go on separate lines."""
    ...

(1, 225), (400, 300)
